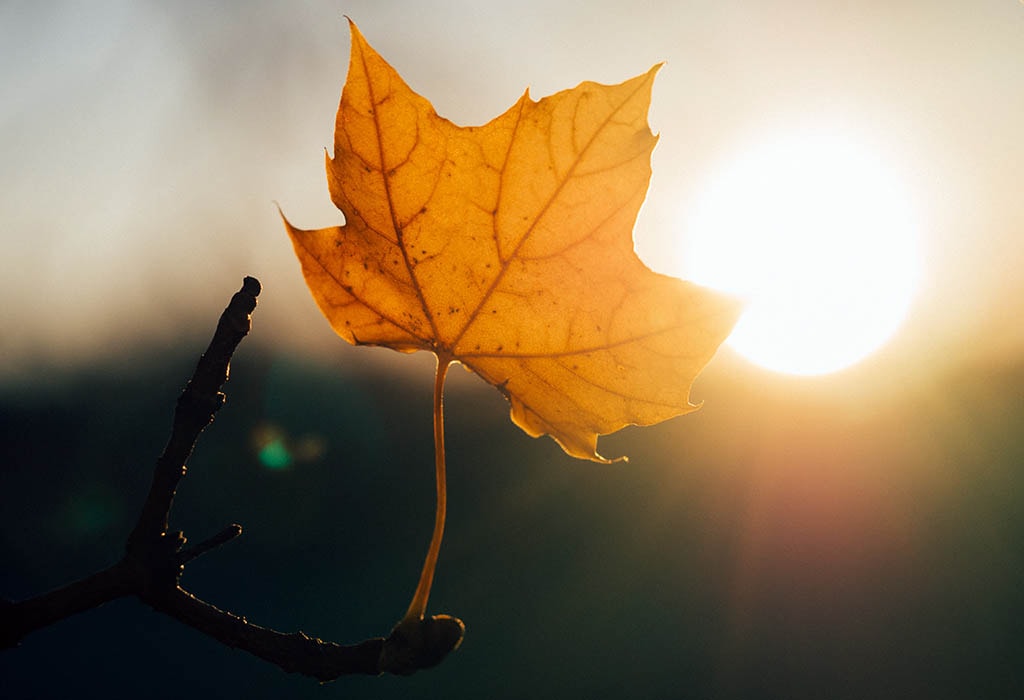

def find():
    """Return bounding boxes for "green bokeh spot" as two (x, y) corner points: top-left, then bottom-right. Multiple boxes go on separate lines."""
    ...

(68, 496), (116, 536)
(259, 438), (293, 470)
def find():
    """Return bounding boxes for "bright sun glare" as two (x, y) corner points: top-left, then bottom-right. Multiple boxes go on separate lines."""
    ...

(681, 128), (923, 376)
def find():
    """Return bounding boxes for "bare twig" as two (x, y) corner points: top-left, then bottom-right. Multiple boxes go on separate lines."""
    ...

(0, 276), (463, 680)
(177, 523), (243, 566)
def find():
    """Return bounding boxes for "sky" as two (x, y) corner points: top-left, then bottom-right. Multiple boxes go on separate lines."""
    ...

(1, 0), (1022, 380)
(2, 1), (1024, 698)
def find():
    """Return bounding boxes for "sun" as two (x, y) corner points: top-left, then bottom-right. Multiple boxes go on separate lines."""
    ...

(680, 127), (923, 376)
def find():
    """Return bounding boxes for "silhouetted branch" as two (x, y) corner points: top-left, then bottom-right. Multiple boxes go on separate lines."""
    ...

(1, 562), (133, 648)
(177, 523), (243, 566)
(127, 275), (261, 553)
(0, 276), (463, 680)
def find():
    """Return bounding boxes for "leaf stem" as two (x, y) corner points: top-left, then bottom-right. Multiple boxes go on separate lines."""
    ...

(403, 355), (452, 622)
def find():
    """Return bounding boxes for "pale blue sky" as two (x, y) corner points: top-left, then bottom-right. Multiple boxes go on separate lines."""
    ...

(1, 0), (1022, 382)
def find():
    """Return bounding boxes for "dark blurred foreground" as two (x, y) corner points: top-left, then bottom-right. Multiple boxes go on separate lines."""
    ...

(2, 341), (1022, 699)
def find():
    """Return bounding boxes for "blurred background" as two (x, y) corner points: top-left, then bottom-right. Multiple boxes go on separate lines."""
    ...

(2, 1), (1022, 698)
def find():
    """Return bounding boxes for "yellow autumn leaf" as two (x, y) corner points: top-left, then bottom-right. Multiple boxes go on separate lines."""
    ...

(284, 21), (740, 463)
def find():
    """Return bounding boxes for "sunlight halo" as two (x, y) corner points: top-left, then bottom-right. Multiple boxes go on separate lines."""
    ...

(680, 127), (923, 376)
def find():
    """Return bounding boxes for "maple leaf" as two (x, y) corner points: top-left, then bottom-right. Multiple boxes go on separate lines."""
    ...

(284, 21), (739, 462)
(282, 21), (739, 625)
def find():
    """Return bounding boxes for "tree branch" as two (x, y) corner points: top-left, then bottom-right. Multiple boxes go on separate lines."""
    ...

(1, 276), (463, 680)
(127, 275), (261, 553)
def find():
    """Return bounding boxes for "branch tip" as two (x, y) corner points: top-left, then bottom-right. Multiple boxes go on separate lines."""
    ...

(242, 276), (262, 296)
(178, 524), (244, 565)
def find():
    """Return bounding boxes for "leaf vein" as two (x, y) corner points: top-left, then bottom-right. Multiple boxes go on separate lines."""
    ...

(358, 37), (439, 344)
(451, 77), (652, 351)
